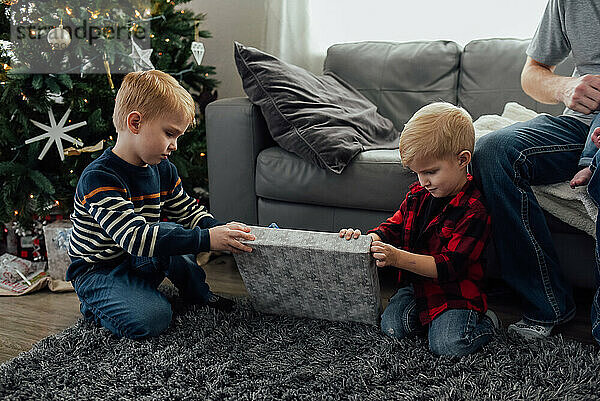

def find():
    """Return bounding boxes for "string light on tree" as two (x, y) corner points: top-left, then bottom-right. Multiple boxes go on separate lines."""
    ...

(25, 107), (86, 161)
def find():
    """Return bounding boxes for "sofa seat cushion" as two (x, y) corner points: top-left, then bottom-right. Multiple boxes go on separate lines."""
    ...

(256, 146), (416, 212)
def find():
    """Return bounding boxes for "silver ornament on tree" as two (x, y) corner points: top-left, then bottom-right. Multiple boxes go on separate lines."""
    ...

(130, 38), (154, 72)
(191, 20), (205, 65)
(47, 19), (71, 50)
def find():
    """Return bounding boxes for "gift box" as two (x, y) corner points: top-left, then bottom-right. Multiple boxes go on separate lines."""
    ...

(0, 253), (47, 294)
(3, 222), (45, 261)
(233, 226), (381, 325)
(42, 220), (73, 280)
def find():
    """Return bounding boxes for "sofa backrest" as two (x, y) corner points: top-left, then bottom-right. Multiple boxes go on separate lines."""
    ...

(459, 38), (574, 120)
(323, 39), (575, 131)
(324, 40), (460, 131)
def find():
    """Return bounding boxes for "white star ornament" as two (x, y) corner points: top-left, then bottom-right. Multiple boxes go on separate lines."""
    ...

(25, 107), (86, 161)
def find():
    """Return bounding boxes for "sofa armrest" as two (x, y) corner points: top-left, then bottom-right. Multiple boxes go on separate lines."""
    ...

(206, 97), (274, 225)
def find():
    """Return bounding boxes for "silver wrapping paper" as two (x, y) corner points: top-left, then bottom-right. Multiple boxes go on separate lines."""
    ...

(234, 226), (381, 325)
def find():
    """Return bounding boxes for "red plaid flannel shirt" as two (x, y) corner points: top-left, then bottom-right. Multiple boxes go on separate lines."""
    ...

(368, 174), (491, 325)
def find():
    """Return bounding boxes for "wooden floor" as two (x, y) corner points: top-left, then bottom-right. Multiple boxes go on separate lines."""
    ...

(0, 255), (596, 364)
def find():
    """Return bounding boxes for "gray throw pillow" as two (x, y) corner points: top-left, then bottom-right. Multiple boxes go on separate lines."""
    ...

(233, 42), (399, 174)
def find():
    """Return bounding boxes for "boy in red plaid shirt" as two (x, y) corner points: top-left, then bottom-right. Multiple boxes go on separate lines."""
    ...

(340, 102), (498, 357)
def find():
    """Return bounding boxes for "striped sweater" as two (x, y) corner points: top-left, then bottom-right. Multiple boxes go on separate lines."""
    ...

(67, 147), (219, 281)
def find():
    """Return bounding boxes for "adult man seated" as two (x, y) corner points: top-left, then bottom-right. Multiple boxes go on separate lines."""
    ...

(473, 0), (600, 343)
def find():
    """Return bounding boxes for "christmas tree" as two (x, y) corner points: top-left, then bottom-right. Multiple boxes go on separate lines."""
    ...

(0, 0), (218, 229)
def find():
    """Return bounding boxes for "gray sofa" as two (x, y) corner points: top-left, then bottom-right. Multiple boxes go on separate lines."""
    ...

(206, 38), (596, 289)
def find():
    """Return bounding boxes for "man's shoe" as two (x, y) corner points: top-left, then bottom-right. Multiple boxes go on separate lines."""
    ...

(484, 309), (502, 332)
(206, 293), (234, 313)
(508, 318), (553, 340)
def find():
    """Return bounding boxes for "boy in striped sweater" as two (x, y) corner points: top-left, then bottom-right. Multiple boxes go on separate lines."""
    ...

(67, 70), (255, 339)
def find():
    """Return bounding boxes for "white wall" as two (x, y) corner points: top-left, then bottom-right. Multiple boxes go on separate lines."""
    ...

(187, 0), (549, 100)
(309, 1), (548, 51)
(187, 0), (267, 99)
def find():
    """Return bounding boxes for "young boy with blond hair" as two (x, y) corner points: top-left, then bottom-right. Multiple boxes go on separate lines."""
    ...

(340, 102), (498, 356)
(67, 70), (255, 339)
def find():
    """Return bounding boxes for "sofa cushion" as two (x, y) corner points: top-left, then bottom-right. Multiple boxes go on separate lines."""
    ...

(323, 41), (461, 131)
(257, 198), (394, 234)
(255, 146), (416, 212)
(458, 38), (575, 120)
(233, 42), (398, 174)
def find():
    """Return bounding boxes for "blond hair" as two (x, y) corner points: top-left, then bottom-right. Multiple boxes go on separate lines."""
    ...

(399, 102), (474, 167)
(112, 70), (195, 131)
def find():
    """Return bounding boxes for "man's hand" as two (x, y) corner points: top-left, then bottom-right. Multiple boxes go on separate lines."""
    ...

(591, 127), (600, 148)
(370, 241), (401, 268)
(209, 221), (255, 254)
(560, 74), (600, 114)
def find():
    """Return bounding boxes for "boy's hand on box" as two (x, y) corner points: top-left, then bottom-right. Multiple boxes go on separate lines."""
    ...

(370, 241), (401, 268)
(209, 222), (255, 254)
(225, 221), (250, 230)
(339, 228), (362, 240)
(339, 228), (381, 242)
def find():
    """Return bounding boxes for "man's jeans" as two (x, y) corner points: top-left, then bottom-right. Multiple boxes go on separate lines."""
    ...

(71, 246), (211, 339)
(473, 115), (592, 331)
(578, 113), (600, 168)
(381, 286), (496, 356)
(586, 149), (600, 342)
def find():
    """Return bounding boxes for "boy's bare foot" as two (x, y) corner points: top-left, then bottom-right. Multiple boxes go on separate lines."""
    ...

(569, 166), (593, 188)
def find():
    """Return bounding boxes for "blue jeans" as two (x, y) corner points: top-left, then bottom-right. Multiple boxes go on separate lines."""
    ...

(586, 150), (600, 342)
(473, 115), (590, 329)
(380, 286), (496, 357)
(578, 113), (600, 167)
(71, 251), (211, 339)
(579, 112), (600, 342)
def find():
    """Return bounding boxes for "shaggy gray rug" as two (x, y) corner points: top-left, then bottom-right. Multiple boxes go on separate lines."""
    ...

(1, 295), (600, 401)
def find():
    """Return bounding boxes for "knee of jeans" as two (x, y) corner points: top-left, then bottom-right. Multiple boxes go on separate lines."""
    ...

(473, 132), (515, 170)
(380, 313), (408, 339)
(124, 300), (172, 339)
(428, 332), (472, 357)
